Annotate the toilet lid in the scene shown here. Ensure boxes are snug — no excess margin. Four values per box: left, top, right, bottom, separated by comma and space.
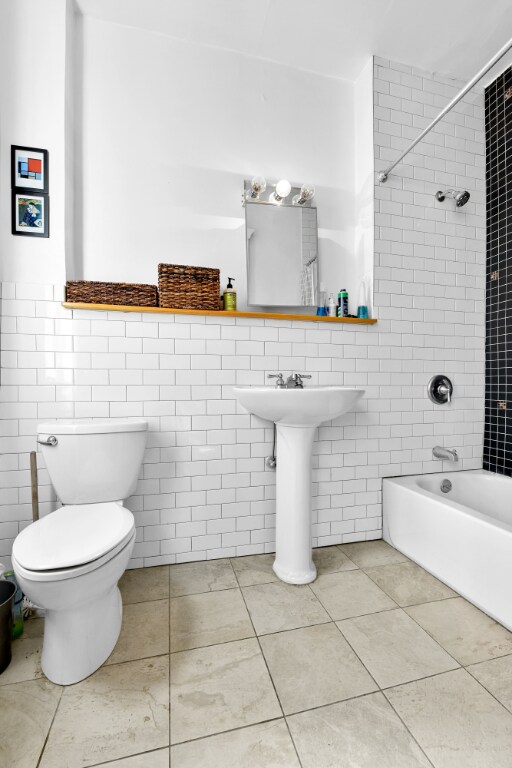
13, 503, 135, 571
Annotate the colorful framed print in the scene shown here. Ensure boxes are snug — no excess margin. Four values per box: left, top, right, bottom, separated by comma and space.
12, 192, 49, 237
11, 145, 49, 193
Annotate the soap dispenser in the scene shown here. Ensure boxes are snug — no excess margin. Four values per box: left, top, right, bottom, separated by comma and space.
223, 277, 237, 311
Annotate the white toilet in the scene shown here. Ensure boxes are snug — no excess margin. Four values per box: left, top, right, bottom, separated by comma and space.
12, 418, 147, 686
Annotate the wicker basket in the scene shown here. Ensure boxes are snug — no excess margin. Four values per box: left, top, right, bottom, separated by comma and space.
66, 280, 158, 307
158, 264, 221, 310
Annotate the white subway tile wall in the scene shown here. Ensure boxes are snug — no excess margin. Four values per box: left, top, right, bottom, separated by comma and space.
0, 59, 485, 568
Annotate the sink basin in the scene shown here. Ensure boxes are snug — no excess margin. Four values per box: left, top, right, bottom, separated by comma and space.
233, 385, 365, 585
233, 386, 364, 427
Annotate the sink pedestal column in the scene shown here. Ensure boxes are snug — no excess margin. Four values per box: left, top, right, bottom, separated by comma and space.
273, 424, 317, 584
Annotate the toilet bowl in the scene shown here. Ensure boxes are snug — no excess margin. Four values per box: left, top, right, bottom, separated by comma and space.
12, 419, 147, 685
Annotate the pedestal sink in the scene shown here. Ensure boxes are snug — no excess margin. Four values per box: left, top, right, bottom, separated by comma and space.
233, 385, 365, 584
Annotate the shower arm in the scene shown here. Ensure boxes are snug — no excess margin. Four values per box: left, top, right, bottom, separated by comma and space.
378, 36, 512, 183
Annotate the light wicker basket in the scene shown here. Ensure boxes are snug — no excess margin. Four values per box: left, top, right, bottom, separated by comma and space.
158, 263, 221, 310
66, 280, 158, 307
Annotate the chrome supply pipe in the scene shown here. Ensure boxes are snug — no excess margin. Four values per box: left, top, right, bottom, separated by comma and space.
378, 36, 512, 183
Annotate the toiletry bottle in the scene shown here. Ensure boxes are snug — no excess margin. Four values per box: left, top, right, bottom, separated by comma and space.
328, 293, 336, 317
316, 283, 327, 316
338, 288, 349, 317
223, 277, 236, 311
357, 281, 369, 319
337, 289, 342, 314
4, 571, 23, 639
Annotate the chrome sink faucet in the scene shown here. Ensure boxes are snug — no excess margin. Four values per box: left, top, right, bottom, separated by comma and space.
432, 446, 458, 462
267, 373, 312, 389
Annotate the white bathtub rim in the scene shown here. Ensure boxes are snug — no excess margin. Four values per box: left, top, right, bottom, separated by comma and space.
384, 469, 512, 536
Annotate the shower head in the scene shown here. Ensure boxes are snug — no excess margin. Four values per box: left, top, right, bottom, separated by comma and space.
435, 189, 470, 207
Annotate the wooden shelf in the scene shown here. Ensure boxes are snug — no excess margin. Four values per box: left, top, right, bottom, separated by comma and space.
62, 302, 377, 325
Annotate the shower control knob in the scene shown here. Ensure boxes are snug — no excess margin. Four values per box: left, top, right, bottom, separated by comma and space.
427, 375, 453, 405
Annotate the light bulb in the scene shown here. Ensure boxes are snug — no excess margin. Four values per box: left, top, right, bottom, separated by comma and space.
247, 176, 266, 200
275, 179, 291, 199
270, 179, 292, 204
293, 183, 315, 206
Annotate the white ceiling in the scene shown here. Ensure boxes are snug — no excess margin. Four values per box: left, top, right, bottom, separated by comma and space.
75, 0, 512, 83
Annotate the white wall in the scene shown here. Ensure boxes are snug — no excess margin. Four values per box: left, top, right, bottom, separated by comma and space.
0, 0, 68, 285
354, 58, 375, 317
0, 35, 486, 570
0, 57, 486, 570
77, 17, 361, 310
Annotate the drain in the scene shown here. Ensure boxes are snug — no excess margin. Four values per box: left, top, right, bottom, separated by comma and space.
440, 479, 452, 494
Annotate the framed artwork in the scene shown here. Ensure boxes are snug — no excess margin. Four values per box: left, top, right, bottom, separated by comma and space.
11, 145, 49, 193
12, 192, 49, 237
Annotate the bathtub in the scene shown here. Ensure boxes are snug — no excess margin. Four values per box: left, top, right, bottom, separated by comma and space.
383, 469, 512, 630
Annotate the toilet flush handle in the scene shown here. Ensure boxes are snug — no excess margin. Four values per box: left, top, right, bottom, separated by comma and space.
37, 435, 58, 446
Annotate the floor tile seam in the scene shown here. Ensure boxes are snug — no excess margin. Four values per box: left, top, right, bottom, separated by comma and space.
123, 595, 170, 606
309, 575, 401, 620
377, 686, 437, 768
282, 678, 434, 768
315, 601, 402, 625
170, 584, 243, 599
84, 746, 169, 768
171, 634, 272, 659
463, 661, 512, 718
253, 618, 338, 641
103, 651, 171, 670
463, 649, 512, 670
170, 628, 257, 654
334, 606, 460, 656
236, 580, 288, 726
400, 604, 467, 669
0, 672, 46, 689
169, 715, 285, 748
35, 683, 65, 768
381, 665, 512, 757
330, 619, 381, 693
283, 714, 305, 768
360, 567, 459, 607
334, 545, 360, 567
170, 583, 242, 599
379, 665, 468, 693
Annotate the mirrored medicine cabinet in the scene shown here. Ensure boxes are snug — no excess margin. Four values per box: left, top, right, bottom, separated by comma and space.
243, 178, 318, 308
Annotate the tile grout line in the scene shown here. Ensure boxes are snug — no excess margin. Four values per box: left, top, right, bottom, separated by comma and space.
324, 609, 440, 766
84, 746, 169, 768
168, 715, 286, 750
232, 557, 306, 768
463, 663, 512, 720
35, 684, 65, 768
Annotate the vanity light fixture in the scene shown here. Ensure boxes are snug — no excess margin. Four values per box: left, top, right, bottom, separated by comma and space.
246, 176, 267, 200
270, 179, 292, 204
292, 183, 315, 206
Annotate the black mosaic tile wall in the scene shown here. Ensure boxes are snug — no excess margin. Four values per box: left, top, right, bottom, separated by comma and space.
484, 67, 512, 475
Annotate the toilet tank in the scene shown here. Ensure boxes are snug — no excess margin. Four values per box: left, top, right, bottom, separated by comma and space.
37, 419, 148, 505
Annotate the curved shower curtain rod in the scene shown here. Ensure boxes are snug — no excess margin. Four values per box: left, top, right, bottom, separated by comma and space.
378, 36, 512, 183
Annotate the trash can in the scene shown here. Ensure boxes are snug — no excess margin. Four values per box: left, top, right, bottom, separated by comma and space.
0, 580, 16, 674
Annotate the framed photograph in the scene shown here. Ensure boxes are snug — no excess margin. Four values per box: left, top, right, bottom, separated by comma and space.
12, 192, 49, 237
11, 145, 49, 193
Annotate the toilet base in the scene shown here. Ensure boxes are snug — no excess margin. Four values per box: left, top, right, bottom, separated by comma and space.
42, 585, 123, 685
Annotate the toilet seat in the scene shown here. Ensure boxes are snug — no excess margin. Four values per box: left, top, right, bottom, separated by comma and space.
12, 502, 135, 579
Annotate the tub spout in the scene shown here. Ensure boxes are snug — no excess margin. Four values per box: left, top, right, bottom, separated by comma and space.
433, 446, 458, 462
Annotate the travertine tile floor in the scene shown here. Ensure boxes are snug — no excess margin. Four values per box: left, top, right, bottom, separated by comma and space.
4, 541, 512, 766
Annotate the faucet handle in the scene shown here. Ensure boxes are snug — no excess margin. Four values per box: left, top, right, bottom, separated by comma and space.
268, 373, 285, 388
295, 373, 312, 385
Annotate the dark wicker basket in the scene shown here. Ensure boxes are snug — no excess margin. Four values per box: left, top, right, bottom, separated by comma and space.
66, 280, 158, 307
158, 264, 221, 310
